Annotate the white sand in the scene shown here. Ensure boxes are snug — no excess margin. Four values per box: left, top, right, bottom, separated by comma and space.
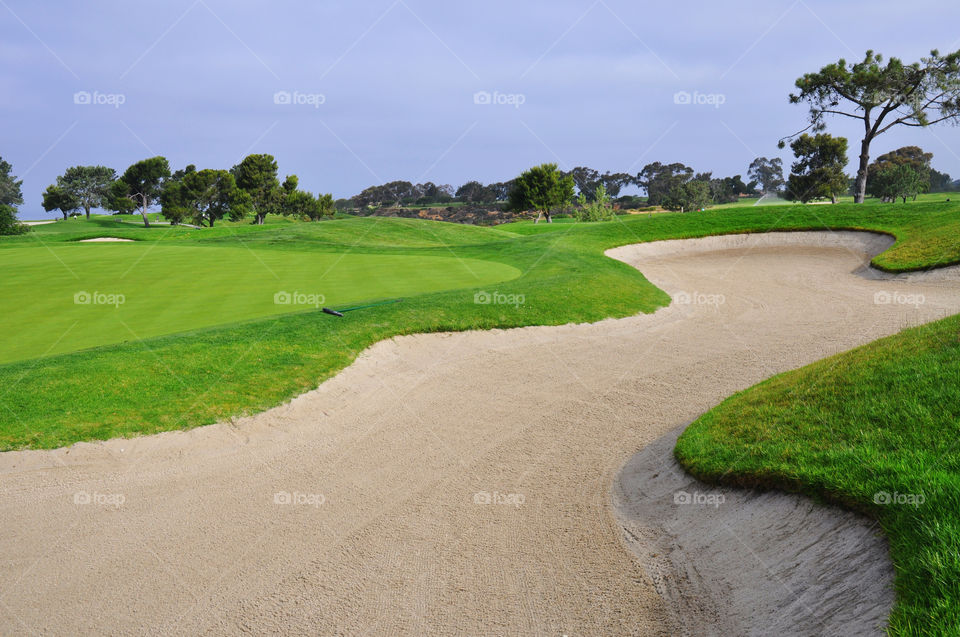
78, 237, 134, 242
1, 231, 958, 635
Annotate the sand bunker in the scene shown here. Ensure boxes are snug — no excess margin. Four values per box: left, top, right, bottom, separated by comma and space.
2, 231, 959, 635
78, 237, 134, 242
614, 427, 893, 636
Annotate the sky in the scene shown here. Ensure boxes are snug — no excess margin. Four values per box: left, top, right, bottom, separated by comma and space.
3, 0, 960, 218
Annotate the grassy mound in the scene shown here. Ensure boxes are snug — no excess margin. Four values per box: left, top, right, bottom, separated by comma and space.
676, 314, 960, 635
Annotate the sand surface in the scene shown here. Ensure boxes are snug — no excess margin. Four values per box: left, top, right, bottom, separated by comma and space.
2, 231, 959, 635
614, 427, 894, 636
78, 237, 135, 242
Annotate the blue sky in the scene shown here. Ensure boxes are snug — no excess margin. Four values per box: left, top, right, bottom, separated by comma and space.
3, 0, 960, 217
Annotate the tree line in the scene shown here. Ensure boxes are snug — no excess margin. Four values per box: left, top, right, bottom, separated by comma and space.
344, 164, 766, 213
3, 47, 960, 234
40, 154, 334, 227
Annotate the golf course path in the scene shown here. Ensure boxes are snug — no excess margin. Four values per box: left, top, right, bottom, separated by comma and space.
3, 231, 960, 635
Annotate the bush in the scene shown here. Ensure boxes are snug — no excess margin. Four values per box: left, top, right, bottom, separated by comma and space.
574, 184, 617, 222
0, 204, 27, 236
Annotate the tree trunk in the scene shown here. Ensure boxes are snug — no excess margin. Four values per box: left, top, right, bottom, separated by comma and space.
534, 211, 542, 224
85, 204, 91, 219
62, 211, 68, 220
854, 136, 872, 204
831, 194, 837, 204
545, 211, 552, 223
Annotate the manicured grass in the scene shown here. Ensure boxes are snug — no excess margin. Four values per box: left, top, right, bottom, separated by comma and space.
675, 315, 960, 636
0, 243, 520, 363
3, 199, 960, 451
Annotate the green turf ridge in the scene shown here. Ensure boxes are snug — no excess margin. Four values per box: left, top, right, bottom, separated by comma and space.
675, 314, 960, 636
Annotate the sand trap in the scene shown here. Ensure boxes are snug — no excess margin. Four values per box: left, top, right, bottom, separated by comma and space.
2, 231, 959, 635
614, 427, 893, 636
78, 237, 134, 242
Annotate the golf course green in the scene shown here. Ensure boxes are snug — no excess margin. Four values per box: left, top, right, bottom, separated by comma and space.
0, 243, 520, 364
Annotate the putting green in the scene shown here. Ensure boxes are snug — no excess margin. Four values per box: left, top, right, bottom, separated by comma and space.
0, 243, 520, 364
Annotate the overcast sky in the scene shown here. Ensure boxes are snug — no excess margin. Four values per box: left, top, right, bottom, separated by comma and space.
3, 0, 960, 217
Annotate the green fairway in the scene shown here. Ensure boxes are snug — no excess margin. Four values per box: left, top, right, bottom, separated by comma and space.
0, 242, 520, 364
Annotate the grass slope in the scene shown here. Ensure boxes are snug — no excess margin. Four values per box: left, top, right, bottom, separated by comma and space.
675, 314, 960, 636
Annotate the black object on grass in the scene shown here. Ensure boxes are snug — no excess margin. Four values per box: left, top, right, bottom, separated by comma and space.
321, 298, 402, 318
